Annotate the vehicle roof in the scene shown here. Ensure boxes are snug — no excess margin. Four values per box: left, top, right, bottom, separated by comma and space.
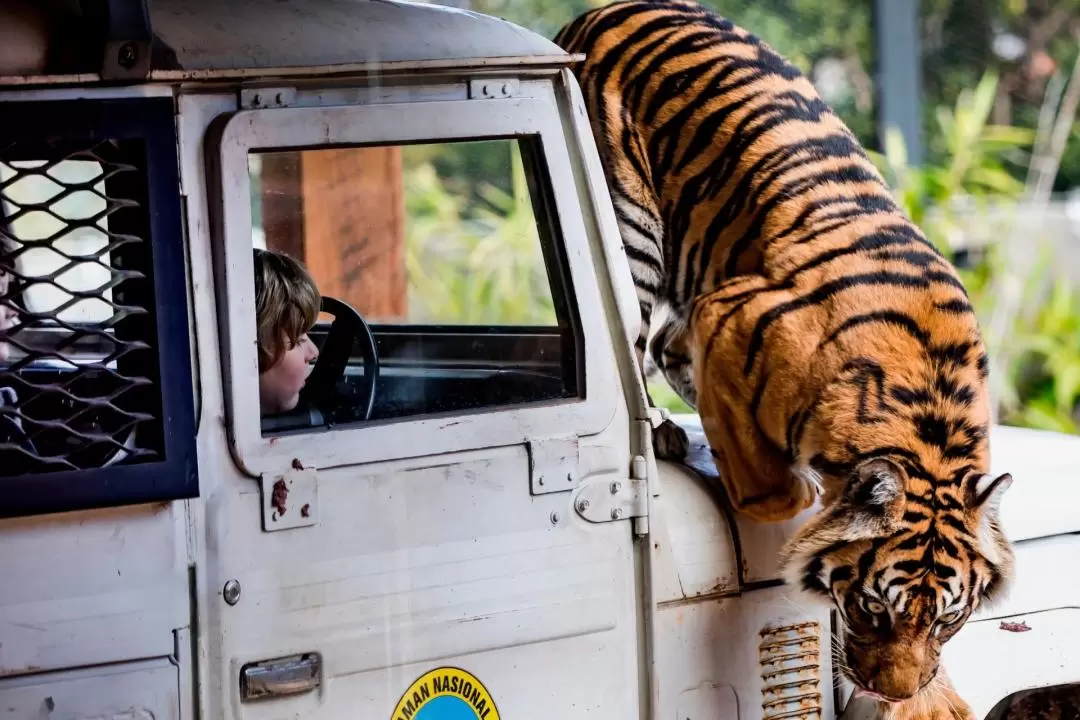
152, 0, 568, 72
0, 0, 572, 84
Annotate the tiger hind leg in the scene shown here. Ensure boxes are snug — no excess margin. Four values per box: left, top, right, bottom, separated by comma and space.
645, 308, 696, 460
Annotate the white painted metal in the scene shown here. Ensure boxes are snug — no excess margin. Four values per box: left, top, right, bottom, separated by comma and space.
655, 587, 836, 720
0, 84, 175, 102
0, 657, 179, 719
211, 92, 622, 478
151, 0, 569, 72
987, 424, 1080, 541
555, 67, 642, 350
0, 501, 191, 679
195, 64, 647, 719
2, 4, 1079, 720
943, 533, 1080, 718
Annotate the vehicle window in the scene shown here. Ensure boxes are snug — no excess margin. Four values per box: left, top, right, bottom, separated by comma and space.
249, 138, 581, 435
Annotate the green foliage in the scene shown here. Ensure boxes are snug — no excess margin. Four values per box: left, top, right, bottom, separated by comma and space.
1005, 275, 1080, 433
870, 73, 1034, 255
871, 71, 1080, 435
647, 379, 694, 414
402, 142, 557, 326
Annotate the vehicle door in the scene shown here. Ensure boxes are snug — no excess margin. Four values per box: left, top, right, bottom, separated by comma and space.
197, 78, 646, 719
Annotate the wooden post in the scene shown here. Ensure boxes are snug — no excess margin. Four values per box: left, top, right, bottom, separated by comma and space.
300, 147, 407, 321
257, 147, 407, 321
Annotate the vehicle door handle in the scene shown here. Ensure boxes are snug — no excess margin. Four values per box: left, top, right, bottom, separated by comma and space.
240, 652, 322, 701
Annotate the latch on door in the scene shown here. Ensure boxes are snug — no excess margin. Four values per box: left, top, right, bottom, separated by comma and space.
240, 653, 322, 701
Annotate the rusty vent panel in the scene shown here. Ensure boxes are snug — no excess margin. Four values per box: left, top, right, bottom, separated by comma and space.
759, 621, 824, 720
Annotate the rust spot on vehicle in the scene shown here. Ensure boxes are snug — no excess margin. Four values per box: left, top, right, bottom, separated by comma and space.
1000, 620, 1031, 633
271, 479, 289, 516
301, 503, 311, 518
291, 457, 305, 470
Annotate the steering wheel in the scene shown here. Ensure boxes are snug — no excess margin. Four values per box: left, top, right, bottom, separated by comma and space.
300, 295, 380, 424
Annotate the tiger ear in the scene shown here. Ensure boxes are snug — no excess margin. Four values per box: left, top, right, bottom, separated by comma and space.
968, 472, 1012, 515
777, 458, 906, 596
836, 457, 906, 540
967, 472, 1013, 572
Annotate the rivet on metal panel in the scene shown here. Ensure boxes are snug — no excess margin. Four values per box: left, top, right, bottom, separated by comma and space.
550, 511, 561, 526
576, 499, 590, 513
758, 621, 823, 720
610, 507, 623, 520
117, 43, 138, 69
610, 480, 622, 494
223, 579, 242, 606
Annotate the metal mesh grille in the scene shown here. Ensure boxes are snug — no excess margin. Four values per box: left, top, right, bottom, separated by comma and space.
0, 139, 163, 476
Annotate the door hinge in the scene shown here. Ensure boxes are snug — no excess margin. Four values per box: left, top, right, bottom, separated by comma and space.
260, 461, 318, 532
572, 455, 649, 524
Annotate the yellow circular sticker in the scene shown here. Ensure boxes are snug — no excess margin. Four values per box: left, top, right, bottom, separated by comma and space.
391, 666, 500, 720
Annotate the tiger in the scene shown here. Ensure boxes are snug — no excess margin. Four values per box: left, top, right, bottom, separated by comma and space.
553, 0, 1015, 715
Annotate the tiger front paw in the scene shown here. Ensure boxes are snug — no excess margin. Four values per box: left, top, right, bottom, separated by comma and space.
653, 418, 689, 460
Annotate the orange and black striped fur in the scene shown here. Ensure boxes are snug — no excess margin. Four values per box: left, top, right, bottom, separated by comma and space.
555, 0, 1014, 710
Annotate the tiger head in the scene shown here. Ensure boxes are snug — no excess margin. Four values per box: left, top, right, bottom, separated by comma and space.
779, 457, 1014, 702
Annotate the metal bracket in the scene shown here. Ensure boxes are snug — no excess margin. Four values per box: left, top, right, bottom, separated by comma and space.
82, 0, 154, 80
528, 435, 580, 495
240, 87, 297, 110
260, 463, 318, 532
573, 476, 647, 523
468, 78, 520, 100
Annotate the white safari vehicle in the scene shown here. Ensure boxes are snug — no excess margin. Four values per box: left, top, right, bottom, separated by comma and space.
1, 2, 1078, 719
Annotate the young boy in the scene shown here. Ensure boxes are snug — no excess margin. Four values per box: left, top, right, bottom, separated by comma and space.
252, 248, 321, 416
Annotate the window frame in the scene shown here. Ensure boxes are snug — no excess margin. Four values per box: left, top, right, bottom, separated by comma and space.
0, 97, 198, 519
211, 96, 620, 475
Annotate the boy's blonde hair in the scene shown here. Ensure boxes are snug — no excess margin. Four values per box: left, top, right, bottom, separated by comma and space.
252, 248, 321, 372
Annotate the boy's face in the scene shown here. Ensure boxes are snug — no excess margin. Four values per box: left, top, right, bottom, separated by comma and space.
259, 331, 319, 415
0, 269, 16, 363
